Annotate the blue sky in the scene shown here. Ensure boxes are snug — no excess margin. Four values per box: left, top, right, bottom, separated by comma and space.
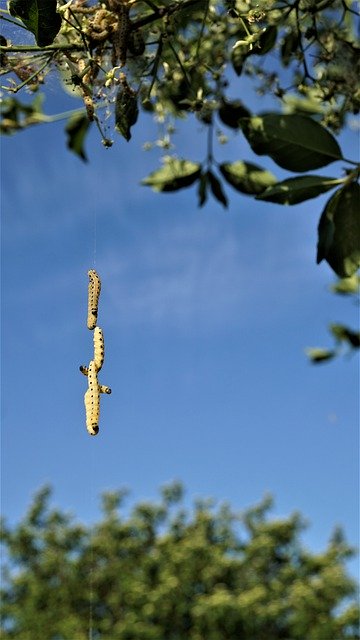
1, 76, 359, 579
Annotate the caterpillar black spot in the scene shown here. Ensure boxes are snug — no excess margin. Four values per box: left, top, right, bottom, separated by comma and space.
87, 269, 101, 330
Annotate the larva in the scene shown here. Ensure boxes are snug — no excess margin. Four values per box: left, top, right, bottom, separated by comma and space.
87, 269, 101, 330
93, 326, 105, 372
84, 360, 100, 435
112, 2, 131, 67
79, 365, 111, 394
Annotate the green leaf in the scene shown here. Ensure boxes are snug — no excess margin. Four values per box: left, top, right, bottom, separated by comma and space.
197, 172, 208, 207
219, 161, 277, 195
218, 99, 251, 129
142, 158, 201, 192
257, 175, 340, 205
241, 114, 342, 172
306, 348, 336, 363
231, 46, 246, 76
281, 31, 300, 67
330, 324, 360, 348
115, 84, 139, 142
252, 26, 277, 56
65, 113, 91, 162
0, 95, 45, 134
9, 0, 61, 47
317, 181, 360, 277
207, 171, 228, 208
330, 275, 360, 296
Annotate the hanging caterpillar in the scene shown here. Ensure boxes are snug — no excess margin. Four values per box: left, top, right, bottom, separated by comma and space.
87, 269, 101, 330
93, 326, 105, 372
84, 360, 100, 435
80, 365, 111, 394
112, 1, 131, 67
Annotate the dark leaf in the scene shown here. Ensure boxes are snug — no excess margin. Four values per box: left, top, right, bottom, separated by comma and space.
218, 99, 251, 129
317, 182, 360, 277
65, 113, 91, 162
219, 161, 277, 195
142, 158, 201, 192
257, 175, 339, 205
330, 324, 360, 348
231, 46, 246, 76
115, 84, 139, 141
281, 31, 300, 66
9, 0, 61, 47
207, 171, 228, 208
197, 172, 208, 207
241, 114, 342, 172
252, 26, 277, 56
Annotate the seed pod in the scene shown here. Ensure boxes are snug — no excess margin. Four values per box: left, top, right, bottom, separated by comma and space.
84, 361, 100, 435
87, 269, 101, 330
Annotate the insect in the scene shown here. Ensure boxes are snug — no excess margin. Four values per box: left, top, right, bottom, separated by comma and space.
93, 326, 105, 372
80, 365, 111, 394
106, 0, 131, 67
87, 269, 101, 330
84, 360, 100, 435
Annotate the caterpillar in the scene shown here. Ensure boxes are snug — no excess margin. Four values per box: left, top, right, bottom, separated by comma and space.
93, 326, 105, 372
112, 1, 131, 67
84, 360, 100, 435
80, 365, 111, 394
87, 269, 101, 330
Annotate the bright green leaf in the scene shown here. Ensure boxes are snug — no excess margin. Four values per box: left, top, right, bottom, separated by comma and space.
241, 114, 342, 172
317, 181, 360, 277
306, 348, 337, 363
330, 275, 360, 296
257, 175, 340, 205
142, 158, 201, 192
219, 161, 277, 195
65, 113, 91, 162
9, 0, 61, 47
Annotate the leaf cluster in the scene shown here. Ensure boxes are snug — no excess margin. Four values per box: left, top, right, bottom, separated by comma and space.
1, 484, 359, 639
0, 0, 359, 281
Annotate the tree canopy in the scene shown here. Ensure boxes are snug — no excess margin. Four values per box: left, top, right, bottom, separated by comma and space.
1, 0, 359, 282
1, 483, 359, 639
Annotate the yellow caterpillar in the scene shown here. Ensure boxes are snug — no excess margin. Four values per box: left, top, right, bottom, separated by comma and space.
84, 360, 100, 435
93, 326, 105, 372
87, 269, 101, 330
80, 365, 111, 394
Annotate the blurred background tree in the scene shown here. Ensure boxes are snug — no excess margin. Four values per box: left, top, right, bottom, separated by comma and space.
1, 483, 359, 639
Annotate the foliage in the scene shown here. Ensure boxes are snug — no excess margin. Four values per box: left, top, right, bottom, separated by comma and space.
0, 0, 359, 279
307, 274, 360, 364
1, 483, 359, 639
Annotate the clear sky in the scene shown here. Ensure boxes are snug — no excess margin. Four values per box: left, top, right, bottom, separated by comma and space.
1, 76, 359, 579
